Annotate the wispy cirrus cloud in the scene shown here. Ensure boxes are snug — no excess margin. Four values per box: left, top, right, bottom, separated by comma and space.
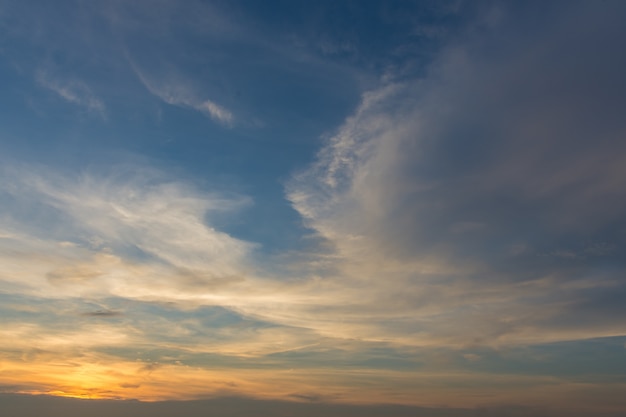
35, 70, 106, 117
129, 59, 234, 126
0, 164, 254, 301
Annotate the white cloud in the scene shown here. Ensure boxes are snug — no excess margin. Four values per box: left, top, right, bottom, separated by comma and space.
200, 99, 234, 125
0, 165, 254, 300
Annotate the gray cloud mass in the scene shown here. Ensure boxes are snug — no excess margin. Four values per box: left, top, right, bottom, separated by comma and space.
287, 0, 626, 347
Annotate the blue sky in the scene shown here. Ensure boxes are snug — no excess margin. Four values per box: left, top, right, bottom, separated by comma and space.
1, 1, 626, 416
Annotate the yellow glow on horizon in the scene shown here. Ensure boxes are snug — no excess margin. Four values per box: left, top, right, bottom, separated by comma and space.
2, 353, 626, 413
43, 390, 109, 400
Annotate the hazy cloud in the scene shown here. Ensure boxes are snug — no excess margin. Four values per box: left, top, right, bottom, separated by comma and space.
36, 70, 106, 117
287, 0, 626, 347
128, 55, 234, 126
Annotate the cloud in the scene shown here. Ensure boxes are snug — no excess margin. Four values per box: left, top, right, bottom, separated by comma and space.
286, 1, 626, 347
129, 58, 234, 126
2, 2, 625, 355
199, 99, 234, 125
0, 164, 357, 364
119, 383, 141, 389
35, 70, 106, 117
6, 394, 625, 417
0, 164, 255, 300
81, 310, 122, 317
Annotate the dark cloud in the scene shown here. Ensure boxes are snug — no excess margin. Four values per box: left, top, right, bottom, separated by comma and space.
332, 1, 626, 270
138, 362, 162, 374
2, 394, 624, 417
81, 309, 122, 317
119, 383, 141, 389
374, 0, 626, 267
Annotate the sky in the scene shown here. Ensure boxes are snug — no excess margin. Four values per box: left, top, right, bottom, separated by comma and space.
1, 1, 625, 416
